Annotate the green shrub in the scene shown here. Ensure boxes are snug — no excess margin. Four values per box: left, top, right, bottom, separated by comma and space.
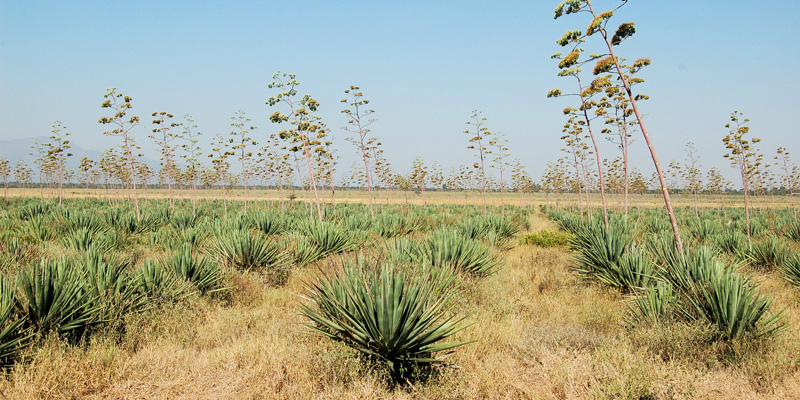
170, 212, 198, 230
596, 251, 655, 293
570, 222, 653, 293
341, 214, 373, 232
177, 227, 205, 250
520, 230, 570, 247
0, 238, 38, 268
712, 230, 749, 259
689, 220, 720, 241
646, 232, 682, 268
510, 210, 531, 231
280, 233, 325, 266
642, 216, 670, 235
380, 237, 421, 266
64, 212, 109, 236
109, 211, 158, 234
459, 214, 520, 240
735, 217, 767, 238
16, 202, 53, 221
545, 209, 585, 235
25, 215, 59, 242
371, 214, 415, 238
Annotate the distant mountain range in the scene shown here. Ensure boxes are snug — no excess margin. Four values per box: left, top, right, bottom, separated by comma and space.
0, 136, 159, 172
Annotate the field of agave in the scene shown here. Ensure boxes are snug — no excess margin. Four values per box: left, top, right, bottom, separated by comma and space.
1, 196, 800, 398
0, 198, 526, 383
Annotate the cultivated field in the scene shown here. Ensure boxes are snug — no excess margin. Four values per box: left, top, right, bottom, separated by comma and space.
3, 187, 797, 209
0, 194, 798, 399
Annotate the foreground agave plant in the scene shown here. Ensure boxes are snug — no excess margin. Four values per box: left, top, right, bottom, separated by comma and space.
62, 227, 116, 254
459, 214, 520, 241
569, 222, 632, 285
213, 229, 290, 271
249, 210, 287, 236
628, 247, 785, 340
300, 261, 471, 383
162, 243, 228, 295
136, 259, 192, 304
81, 250, 148, 321
785, 221, 800, 242
371, 214, 416, 238
0, 275, 31, 368
300, 220, 361, 257
746, 237, 789, 271
17, 257, 101, 339
419, 230, 499, 276
699, 268, 785, 340
782, 255, 800, 287
0, 237, 38, 268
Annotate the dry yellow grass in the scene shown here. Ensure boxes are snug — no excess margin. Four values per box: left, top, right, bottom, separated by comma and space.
4, 186, 798, 210
1, 209, 799, 399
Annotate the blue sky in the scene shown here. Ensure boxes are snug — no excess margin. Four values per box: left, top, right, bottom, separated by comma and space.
1, 1, 798, 185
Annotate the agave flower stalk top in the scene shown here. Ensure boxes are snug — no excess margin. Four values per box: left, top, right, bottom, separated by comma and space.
723, 110, 760, 243
342, 86, 377, 217
465, 110, 491, 215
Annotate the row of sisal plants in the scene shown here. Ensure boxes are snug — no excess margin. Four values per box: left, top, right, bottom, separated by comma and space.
542, 205, 800, 342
